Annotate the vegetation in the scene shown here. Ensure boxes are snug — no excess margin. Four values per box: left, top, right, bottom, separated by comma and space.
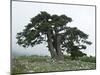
16, 11, 92, 60
11, 55, 96, 74
79, 56, 96, 63
13, 11, 95, 74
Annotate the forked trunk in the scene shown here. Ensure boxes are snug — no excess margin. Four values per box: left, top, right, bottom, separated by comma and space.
52, 29, 64, 60
47, 30, 57, 59
47, 30, 64, 60
56, 34, 64, 60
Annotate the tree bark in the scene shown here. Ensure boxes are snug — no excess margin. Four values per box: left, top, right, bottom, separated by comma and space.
53, 28, 64, 60
47, 30, 57, 59
47, 29, 64, 60
56, 34, 64, 60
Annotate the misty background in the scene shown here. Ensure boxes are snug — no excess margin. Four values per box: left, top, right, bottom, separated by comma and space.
12, 1, 95, 57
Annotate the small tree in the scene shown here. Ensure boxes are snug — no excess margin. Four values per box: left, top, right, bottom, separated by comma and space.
61, 27, 92, 59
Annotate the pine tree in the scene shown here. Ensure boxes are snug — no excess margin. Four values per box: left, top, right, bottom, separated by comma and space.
16, 11, 91, 60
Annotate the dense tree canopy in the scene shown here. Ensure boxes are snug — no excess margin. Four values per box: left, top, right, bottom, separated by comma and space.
16, 11, 92, 60
61, 27, 92, 59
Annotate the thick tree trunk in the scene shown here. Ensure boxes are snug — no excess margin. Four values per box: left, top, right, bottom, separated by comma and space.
53, 29, 64, 60
56, 34, 64, 60
47, 29, 64, 60
47, 30, 57, 59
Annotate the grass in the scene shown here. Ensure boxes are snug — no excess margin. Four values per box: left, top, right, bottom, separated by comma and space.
11, 55, 96, 74
79, 56, 96, 63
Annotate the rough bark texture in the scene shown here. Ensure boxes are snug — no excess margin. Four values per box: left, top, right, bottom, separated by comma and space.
47, 30, 57, 59
56, 34, 64, 60
47, 29, 64, 60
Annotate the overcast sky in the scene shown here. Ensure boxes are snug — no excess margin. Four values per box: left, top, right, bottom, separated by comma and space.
12, 1, 95, 57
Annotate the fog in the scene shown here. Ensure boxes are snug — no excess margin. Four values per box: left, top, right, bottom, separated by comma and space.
12, 1, 95, 57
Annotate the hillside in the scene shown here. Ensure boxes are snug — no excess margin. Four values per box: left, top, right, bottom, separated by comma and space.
11, 55, 96, 74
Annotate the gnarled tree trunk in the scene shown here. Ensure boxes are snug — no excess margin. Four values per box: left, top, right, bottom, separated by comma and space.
47, 29, 64, 60
55, 34, 64, 60
52, 29, 64, 60
47, 30, 57, 59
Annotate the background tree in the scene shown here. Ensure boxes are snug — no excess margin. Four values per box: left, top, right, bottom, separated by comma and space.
61, 27, 92, 59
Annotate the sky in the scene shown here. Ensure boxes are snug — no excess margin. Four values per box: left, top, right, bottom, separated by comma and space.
12, 1, 96, 57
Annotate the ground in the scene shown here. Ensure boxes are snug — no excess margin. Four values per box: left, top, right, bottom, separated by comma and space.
11, 55, 96, 74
